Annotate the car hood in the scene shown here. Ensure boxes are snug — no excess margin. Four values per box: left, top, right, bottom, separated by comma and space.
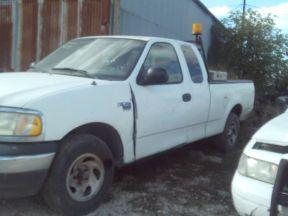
253, 112, 288, 146
0, 72, 108, 107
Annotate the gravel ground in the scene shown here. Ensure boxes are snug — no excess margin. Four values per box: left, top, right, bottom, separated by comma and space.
0, 140, 242, 216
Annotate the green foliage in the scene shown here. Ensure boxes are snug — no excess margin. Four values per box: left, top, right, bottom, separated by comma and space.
208, 9, 288, 95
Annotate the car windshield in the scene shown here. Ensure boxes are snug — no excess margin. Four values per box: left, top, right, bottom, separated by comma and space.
32, 38, 146, 80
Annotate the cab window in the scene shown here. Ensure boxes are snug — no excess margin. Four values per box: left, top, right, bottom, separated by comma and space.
141, 43, 183, 84
181, 45, 203, 83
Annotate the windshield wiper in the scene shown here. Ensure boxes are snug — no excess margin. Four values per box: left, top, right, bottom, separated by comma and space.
52, 67, 94, 78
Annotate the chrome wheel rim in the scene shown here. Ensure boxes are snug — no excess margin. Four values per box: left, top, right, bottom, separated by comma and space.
227, 121, 238, 147
66, 153, 105, 202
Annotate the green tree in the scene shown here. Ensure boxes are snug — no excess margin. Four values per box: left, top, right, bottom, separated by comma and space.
209, 9, 288, 95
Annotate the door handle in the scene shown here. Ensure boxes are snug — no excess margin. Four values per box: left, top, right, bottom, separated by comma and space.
182, 93, 191, 102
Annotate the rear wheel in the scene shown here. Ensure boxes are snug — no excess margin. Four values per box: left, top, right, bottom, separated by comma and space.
42, 134, 114, 216
215, 112, 240, 152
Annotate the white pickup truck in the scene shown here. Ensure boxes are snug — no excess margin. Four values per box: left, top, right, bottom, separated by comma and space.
0, 36, 254, 215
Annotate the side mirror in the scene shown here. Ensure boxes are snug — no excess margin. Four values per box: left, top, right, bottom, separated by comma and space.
138, 67, 169, 85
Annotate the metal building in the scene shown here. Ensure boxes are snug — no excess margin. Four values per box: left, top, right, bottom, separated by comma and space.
0, 0, 220, 72
116, 0, 220, 56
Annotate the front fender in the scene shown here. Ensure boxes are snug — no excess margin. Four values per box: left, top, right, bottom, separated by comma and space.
24, 82, 135, 163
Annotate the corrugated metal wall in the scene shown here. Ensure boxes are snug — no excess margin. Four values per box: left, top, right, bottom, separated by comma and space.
20, 0, 38, 69
119, 0, 215, 56
0, 1, 13, 71
0, 0, 110, 72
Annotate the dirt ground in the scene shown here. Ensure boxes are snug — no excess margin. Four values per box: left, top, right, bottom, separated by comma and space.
0, 139, 242, 216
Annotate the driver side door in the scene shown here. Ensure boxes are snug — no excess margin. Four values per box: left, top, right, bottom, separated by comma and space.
131, 42, 191, 159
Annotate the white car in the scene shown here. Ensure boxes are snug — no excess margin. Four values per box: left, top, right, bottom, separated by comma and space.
232, 111, 288, 216
0, 36, 254, 215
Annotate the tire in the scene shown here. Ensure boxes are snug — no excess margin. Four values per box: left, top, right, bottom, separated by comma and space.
42, 134, 114, 216
215, 112, 240, 152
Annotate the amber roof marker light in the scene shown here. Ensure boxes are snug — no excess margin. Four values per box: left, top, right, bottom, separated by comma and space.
191, 23, 210, 80
192, 23, 202, 35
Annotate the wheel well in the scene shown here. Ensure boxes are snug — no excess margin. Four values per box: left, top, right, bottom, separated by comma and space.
231, 104, 242, 117
65, 123, 124, 165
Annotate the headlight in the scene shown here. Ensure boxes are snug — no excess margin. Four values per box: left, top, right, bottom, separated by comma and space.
238, 154, 278, 184
0, 108, 42, 137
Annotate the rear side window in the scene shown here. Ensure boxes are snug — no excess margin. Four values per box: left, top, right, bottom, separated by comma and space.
181, 45, 203, 83
142, 43, 183, 84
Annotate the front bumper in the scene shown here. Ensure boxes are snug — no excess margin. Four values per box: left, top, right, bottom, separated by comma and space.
232, 172, 272, 216
0, 142, 57, 198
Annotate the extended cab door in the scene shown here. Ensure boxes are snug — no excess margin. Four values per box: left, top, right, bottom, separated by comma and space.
130, 41, 210, 159
179, 43, 210, 139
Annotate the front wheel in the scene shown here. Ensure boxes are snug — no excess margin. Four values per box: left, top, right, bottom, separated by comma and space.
42, 134, 114, 216
215, 112, 240, 152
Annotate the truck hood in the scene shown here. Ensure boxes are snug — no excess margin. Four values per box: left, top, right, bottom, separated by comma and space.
0, 72, 107, 107
253, 112, 288, 145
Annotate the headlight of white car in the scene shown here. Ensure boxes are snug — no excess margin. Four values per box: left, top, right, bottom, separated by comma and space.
238, 154, 278, 184
0, 107, 43, 137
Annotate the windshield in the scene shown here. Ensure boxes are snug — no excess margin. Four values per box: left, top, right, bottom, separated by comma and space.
32, 38, 146, 80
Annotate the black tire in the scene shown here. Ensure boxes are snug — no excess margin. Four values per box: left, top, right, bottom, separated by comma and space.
42, 134, 114, 216
215, 112, 240, 152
